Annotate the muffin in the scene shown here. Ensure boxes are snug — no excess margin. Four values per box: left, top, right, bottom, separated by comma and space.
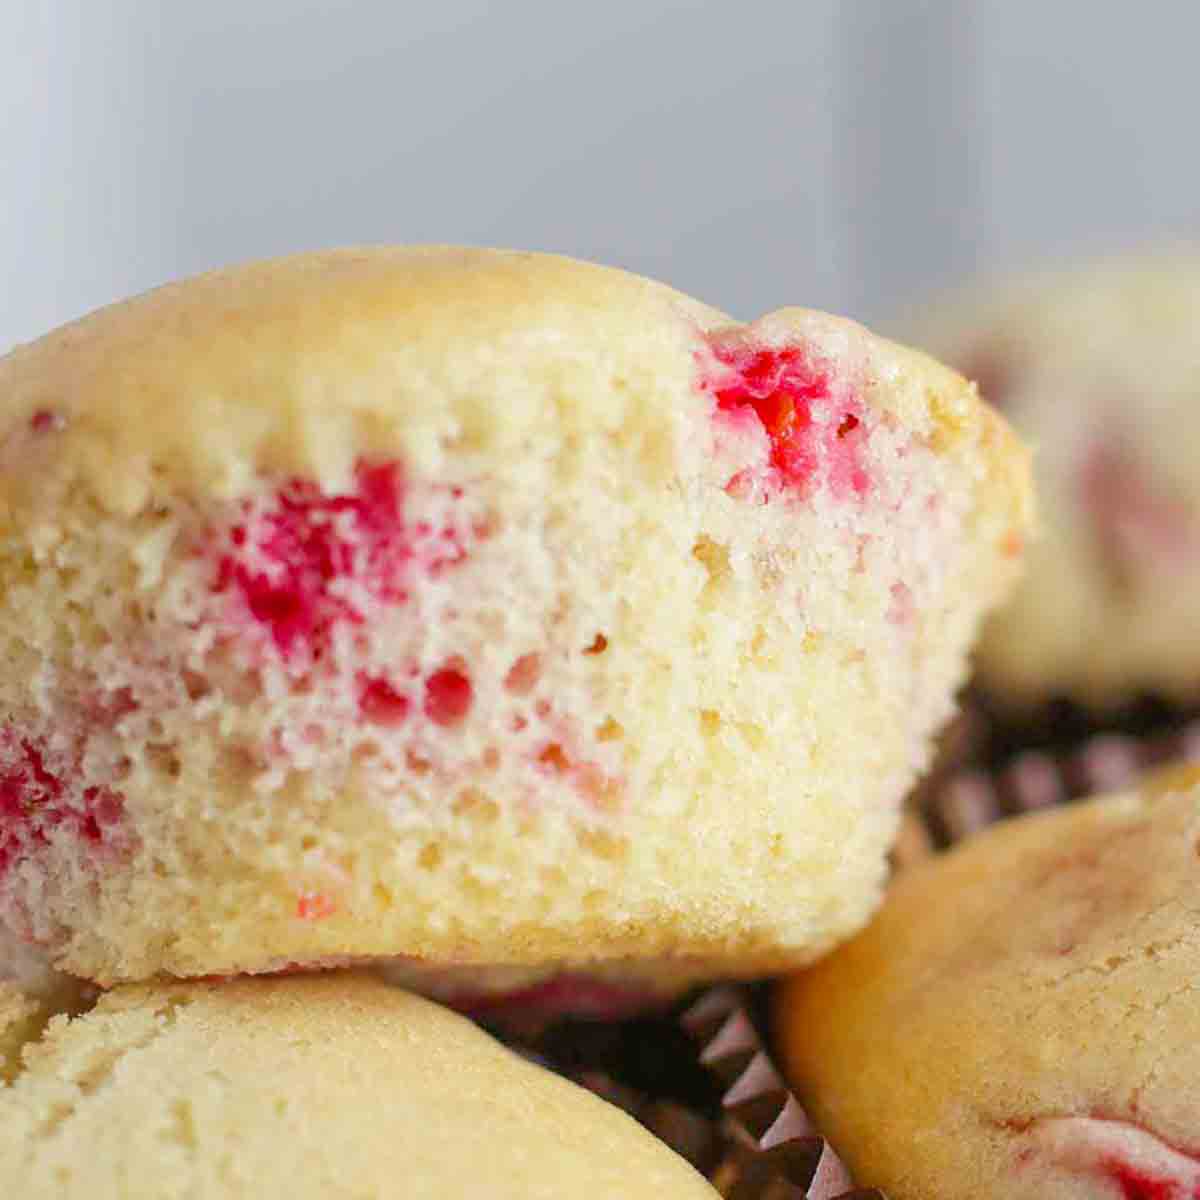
0, 246, 1031, 986
775, 764, 1200, 1200
913, 251, 1200, 715
0, 971, 720, 1197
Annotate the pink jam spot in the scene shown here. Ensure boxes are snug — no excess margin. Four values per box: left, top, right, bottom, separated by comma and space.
424, 667, 473, 727
214, 460, 486, 737
84, 687, 139, 726
358, 676, 411, 727
1103, 1159, 1200, 1200
295, 892, 337, 921
0, 733, 124, 877
704, 340, 870, 500
29, 409, 64, 434
504, 653, 542, 696
1019, 1114, 1200, 1200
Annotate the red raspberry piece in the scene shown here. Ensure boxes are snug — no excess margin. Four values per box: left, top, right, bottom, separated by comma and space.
216, 462, 484, 736
218, 461, 414, 660
359, 668, 476, 731
705, 340, 869, 499
29, 410, 64, 434
295, 892, 337, 921
1103, 1159, 1191, 1200
358, 677, 412, 727
424, 667, 473, 727
0, 733, 123, 878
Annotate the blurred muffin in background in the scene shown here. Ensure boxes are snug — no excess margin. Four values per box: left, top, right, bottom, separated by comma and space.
912, 250, 1200, 719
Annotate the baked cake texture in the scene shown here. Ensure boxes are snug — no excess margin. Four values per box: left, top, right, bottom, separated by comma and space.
0, 246, 1031, 985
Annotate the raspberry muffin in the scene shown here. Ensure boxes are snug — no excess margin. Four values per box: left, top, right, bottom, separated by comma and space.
0, 972, 719, 1198
0, 246, 1031, 985
914, 252, 1200, 713
775, 764, 1200, 1200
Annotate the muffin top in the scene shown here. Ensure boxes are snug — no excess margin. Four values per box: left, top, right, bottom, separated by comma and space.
775, 764, 1200, 1200
0, 971, 719, 1198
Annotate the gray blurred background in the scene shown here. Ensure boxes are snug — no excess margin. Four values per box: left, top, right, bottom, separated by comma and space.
4, 1, 1199, 350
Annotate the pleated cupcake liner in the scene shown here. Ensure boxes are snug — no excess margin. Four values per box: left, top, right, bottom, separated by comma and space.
505, 985, 882, 1198
681, 986, 882, 1200
907, 702, 1200, 858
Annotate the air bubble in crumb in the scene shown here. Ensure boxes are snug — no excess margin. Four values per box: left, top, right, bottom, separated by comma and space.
452, 788, 499, 825
692, 536, 730, 583
736, 722, 765, 751
577, 828, 628, 861
504, 654, 541, 695
538, 744, 570, 772
417, 843, 443, 871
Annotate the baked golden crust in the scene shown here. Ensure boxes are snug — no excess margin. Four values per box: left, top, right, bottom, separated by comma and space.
0, 972, 719, 1197
776, 769, 1200, 1199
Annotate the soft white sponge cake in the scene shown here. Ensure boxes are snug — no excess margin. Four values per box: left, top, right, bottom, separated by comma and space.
0, 971, 720, 1198
0, 246, 1032, 985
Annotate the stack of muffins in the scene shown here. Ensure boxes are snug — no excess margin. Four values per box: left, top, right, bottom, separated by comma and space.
0, 246, 1040, 1196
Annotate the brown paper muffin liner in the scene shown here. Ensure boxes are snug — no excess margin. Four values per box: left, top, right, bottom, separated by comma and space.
968, 689, 1200, 765
504, 986, 882, 1199
903, 700, 1200, 864
912, 689, 1200, 811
